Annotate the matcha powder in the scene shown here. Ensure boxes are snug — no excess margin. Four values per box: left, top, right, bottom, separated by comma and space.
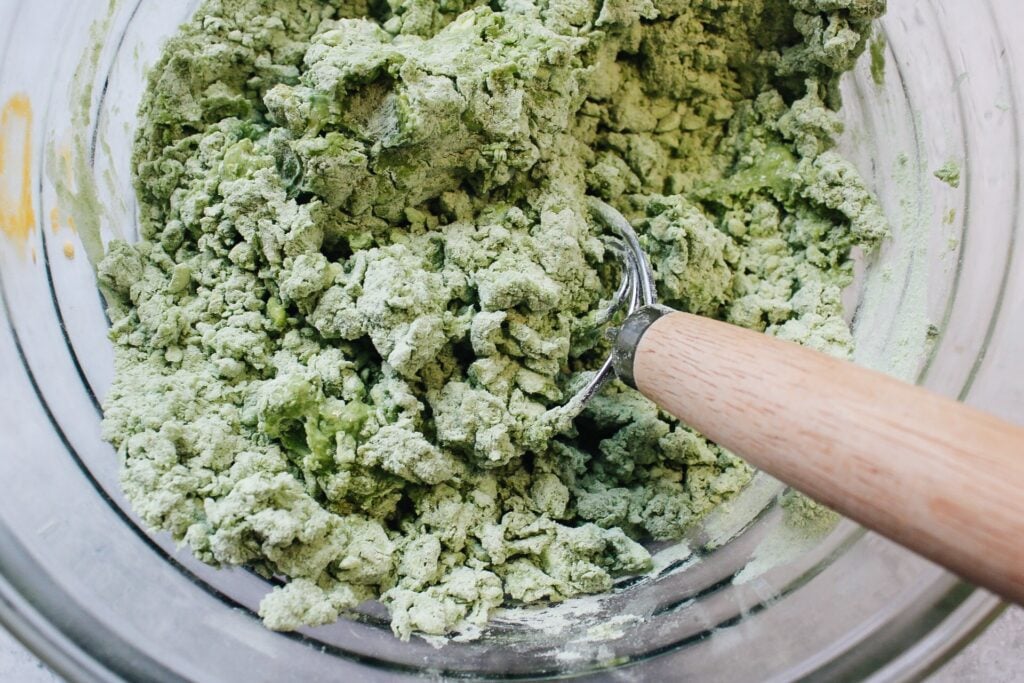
99, 0, 887, 639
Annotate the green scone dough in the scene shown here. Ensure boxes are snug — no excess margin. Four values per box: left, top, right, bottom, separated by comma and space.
100, 0, 886, 639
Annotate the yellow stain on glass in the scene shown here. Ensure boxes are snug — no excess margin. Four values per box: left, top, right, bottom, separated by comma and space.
0, 94, 37, 250
50, 206, 78, 234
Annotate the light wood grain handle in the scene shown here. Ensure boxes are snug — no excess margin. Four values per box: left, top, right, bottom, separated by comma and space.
631, 311, 1024, 604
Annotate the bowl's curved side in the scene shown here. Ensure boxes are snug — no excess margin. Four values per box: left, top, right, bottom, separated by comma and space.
0, 0, 1021, 681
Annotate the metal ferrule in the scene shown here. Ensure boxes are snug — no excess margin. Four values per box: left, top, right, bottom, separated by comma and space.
613, 304, 673, 389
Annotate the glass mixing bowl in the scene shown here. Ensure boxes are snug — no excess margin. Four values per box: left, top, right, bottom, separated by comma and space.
1, 0, 1021, 680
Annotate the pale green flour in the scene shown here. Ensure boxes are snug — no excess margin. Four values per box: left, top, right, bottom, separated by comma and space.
99, 0, 886, 639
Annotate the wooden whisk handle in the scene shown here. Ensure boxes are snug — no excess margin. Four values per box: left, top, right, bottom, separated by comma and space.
626, 310, 1024, 604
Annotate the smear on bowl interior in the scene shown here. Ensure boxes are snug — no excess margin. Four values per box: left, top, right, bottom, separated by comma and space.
98, 0, 886, 640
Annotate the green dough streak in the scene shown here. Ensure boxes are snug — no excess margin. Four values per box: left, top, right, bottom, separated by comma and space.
870, 30, 887, 86
100, 0, 886, 639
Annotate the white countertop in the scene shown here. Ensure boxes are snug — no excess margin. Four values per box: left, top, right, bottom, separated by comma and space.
2, 606, 1021, 681
931, 607, 1024, 682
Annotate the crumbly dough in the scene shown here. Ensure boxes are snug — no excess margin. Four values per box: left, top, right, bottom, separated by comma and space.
100, 0, 886, 639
